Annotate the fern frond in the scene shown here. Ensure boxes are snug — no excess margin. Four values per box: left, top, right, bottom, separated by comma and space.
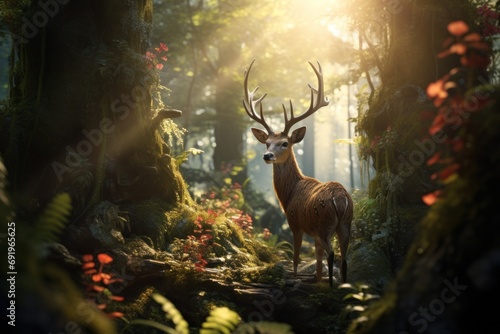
33, 192, 72, 243
235, 321, 294, 334
120, 319, 179, 334
200, 307, 241, 334
151, 293, 189, 334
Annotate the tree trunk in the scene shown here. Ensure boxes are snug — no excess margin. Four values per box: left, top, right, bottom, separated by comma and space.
358, 0, 475, 268
212, 19, 245, 182
1, 0, 188, 232
349, 85, 500, 334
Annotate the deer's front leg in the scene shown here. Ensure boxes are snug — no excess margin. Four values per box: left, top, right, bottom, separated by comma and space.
292, 230, 303, 277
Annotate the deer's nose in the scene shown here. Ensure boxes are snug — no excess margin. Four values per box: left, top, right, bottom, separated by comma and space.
263, 152, 275, 161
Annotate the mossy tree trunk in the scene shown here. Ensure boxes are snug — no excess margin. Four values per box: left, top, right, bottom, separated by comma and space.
349, 84, 500, 334
358, 0, 476, 268
348, 1, 500, 332
1, 0, 188, 230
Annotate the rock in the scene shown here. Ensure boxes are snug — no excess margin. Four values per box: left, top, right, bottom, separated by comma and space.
347, 239, 393, 292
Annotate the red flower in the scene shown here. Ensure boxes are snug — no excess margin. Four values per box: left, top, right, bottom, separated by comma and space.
159, 42, 168, 51
427, 152, 442, 166
432, 163, 460, 182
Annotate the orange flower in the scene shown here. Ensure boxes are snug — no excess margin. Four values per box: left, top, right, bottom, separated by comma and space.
97, 253, 113, 265
83, 269, 97, 275
106, 312, 125, 318
110, 295, 125, 302
82, 262, 95, 270
82, 254, 93, 262
422, 190, 442, 206
447, 21, 469, 36
92, 274, 103, 282
91, 285, 105, 292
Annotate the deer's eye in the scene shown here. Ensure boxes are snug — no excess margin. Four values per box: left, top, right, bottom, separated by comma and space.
281, 142, 288, 148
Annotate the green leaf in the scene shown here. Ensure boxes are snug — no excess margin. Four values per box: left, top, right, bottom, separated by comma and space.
200, 307, 241, 334
33, 193, 72, 243
339, 283, 354, 290
152, 293, 189, 334
120, 319, 179, 334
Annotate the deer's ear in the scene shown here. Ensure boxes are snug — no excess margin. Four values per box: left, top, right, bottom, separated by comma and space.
290, 126, 306, 144
251, 128, 269, 144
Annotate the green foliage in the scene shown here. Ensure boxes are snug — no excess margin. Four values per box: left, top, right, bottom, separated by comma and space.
152, 293, 190, 334
256, 231, 294, 259
200, 307, 241, 334
340, 283, 380, 315
351, 190, 383, 242
234, 322, 295, 334
0, 0, 32, 33
121, 292, 291, 334
175, 147, 204, 166
120, 293, 190, 334
32, 192, 72, 243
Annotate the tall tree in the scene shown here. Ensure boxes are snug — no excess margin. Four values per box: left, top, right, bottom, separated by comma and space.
349, 5, 500, 331
153, 0, 352, 182
346, 0, 475, 268
0, 0, 188, 235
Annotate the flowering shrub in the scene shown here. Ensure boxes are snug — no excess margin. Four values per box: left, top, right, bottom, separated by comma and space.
477, 4, 500, 37
145, 42, 169, 70
423, 21, 491, 205
81, 253, 124, 318
180, 212, 217, 272
199, 182, 253, 235
178, 182, 254, 272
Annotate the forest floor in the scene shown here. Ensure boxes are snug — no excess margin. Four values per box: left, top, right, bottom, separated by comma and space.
116, 256, 358, 334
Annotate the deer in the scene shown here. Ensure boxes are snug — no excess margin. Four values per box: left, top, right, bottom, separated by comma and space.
242, 60, 353, 286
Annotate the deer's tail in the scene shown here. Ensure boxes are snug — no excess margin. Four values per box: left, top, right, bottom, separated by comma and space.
333, 195, 351, 224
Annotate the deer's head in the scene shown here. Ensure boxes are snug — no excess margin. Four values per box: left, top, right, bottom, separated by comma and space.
243, 60, 329, 164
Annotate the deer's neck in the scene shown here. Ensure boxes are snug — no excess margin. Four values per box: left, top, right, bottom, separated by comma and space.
272, 151, 304, 210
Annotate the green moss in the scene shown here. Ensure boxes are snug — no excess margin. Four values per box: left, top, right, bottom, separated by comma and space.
230, 262, 287, 284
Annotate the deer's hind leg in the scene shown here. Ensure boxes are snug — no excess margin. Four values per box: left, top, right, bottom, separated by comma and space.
292, 230, 303, 277
337, 222, 351, 283
314, 239, 325, 284
317, 228, 336, 287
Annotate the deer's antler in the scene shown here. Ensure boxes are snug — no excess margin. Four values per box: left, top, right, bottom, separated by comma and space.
242, 59, 273, 134
282, 61, 329, 135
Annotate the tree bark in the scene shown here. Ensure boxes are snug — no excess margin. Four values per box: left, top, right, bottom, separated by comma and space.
358, 0, 475, 269
1, 0, 188, 223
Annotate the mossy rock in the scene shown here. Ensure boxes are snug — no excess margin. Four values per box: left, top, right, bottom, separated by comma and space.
125, 200, 171, 248
347, 240, 393, 293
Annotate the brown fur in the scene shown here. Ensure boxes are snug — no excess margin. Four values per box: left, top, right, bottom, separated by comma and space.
254, 128, 353, 285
